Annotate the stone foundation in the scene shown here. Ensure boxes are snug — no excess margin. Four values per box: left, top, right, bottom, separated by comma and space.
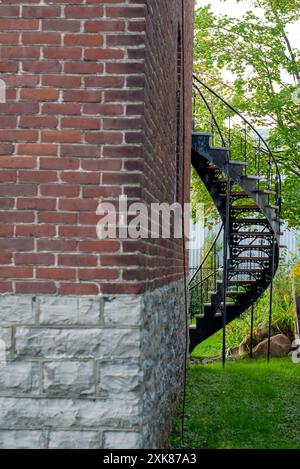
0, 281, 186, 449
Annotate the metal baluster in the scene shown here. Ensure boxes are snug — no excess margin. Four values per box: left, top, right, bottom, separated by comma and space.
267, 233, 276, 362
250, 303, 255, 359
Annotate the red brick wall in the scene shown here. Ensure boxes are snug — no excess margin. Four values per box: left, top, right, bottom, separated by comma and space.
0, 0, 194, 296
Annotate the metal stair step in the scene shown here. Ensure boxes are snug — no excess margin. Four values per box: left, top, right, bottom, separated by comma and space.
230, 205, 259, 210
241, 175, 262, 180
217, 279, 256, 285
230, 257, 270, 261
230, 244, 273, 249
230, 231, 274, 236
229, 160, 248, 166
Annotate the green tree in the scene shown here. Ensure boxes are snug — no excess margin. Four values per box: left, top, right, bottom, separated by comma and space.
193, 0, 300, 227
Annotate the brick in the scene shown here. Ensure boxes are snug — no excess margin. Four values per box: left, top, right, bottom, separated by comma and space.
61, 172, 99, 185
36, 268, 76, 281
0, 157, 37, 169
65, 6, 103, 18
105, 89, 144, 103
0, 6, 19, 17
81, 159, 122, 172
58, 254, 97, 267
0, 102, 39, 115
42, 19, 80, 32
0, 199, 14, 210
83, 103, 123, 116
17, 198, 56, 211
0, 184, 37, 197
79, 269, 119, 281
85, 132, 123, 145
42, 103, 81, 116
79, 241, 120, 253
43, 48, 81, 60
15, 253, 54, 266
22, 32, 61, 45
105, 6, 145, 18
21, 89, 59, 101
41, 130, 81, 143
23, 6, 61, 18
38, 212, 77, 225
63, 90, 102, 103
18, 144, 57, 156
0, 47, 40, 59
42, 75, 81, 89
60, 145, 99, 158
59, 226, 96, 238
40, 184, 80, 198
84, 49, 125, 61
22, 61, 62, 73
84, 20, 125, 33
37, 240, 77, 252
0, 143, 14, 156
19, 171, 57, 183
0, 130, 37, 142
59, 283, 99, 296
19, 116, 58, 129
0, 33, 19, 45
64, 34, 103, 47
84, 76, 124, 88
0, 212, 35, 224
16, 225, 56, 238
0, 267, 33, 279
40, 157, 79, 170
0, 62, 18, 73
0, 283, 13, 293
15, 282, 57, 294
0, 218, 13, 237
58, 199, 98, 212
61, 117, 100, 130
103, 118, 142, 131
107, 35, 144, 47
64, 62, 103, 75
82, 185, 121, 198
0, 20, 39, 31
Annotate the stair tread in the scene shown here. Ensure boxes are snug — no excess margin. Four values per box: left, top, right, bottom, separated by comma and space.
230, 244, 273, 249
229, 160, 248, 166
231, 231, 274, 236
231, 205, 260, 210
217, 279, 256, 284
230, 257, 270, 261
228, 268, 265, 272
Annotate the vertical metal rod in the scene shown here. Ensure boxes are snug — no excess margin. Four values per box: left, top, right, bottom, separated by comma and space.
222, 175, 231, 368
267, 234, 276, 362
250, 303, 255, 359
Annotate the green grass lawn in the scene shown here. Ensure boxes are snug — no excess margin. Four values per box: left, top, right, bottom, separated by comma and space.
171, 358, 300, 449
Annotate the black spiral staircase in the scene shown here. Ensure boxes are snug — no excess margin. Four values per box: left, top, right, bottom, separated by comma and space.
189, 76, 282, 354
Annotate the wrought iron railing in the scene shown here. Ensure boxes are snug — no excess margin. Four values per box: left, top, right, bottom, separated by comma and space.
189, 224, 223, 320
192, 75, 282, 211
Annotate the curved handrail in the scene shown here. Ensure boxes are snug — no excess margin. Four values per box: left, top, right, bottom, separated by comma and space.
189, 223, 223, 287
193, 74, 282, 209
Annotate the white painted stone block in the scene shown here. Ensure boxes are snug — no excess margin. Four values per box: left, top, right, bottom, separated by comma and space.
99, 363, 142, 393
104, 431, 142, 449
39, 297, 101, 325
49, 431, 101, 449
0, 430, 47, 449
15, 327, 140, 359
103, 296, 143, 326
43, 361, 95, 396
0, 296, 34, 325
0, 362, 39, 395
0, 398, 140, 429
